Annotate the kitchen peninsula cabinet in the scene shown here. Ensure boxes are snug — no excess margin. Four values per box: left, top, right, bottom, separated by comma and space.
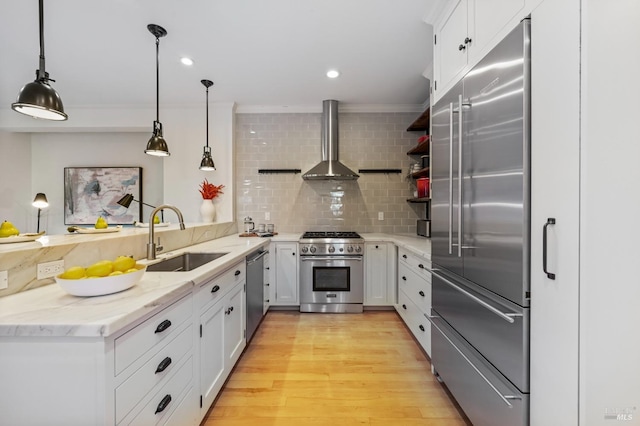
197, 260, 246, 421
395, 247, 432, 356
270, 242, 299, 305
364, 242, 397, 306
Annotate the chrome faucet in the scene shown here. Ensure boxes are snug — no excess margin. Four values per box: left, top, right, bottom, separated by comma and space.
147, 204, 186, 260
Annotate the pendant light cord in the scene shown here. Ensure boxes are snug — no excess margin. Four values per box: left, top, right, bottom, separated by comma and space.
155, 37, 160, 123
205, 86, 209, 148
37, 0, 48, 82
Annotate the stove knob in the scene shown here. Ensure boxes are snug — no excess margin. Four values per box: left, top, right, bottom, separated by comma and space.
339, 247, 344, 252
347, 246, 354, 253
301, 246, 308, 253
328, 246, 335, 253
310, 246, 316, 253
355, 246, 362, 253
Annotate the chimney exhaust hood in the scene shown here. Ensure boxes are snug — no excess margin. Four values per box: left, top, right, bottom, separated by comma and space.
302, 100, 359, 181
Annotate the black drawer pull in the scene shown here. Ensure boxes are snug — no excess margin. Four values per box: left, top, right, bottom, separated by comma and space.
235, 270, 241, 276
418, 264, 425, 269
155, 357, 172, 374
266, 299, 270, 303
402, 304, 407, 310
402, 276, 407, 281
292, 252, 296, 255
211, 284, 220, 293
419, 324, 425, 332
419, 290, 425, 297
265, 283, 270, 286
154, 319, 172, 334
402, 254, 407, 259
375, 245, 379, 249
155, 394, 172, 414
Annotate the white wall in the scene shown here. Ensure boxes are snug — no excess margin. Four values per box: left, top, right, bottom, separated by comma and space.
0, 131, 32, 233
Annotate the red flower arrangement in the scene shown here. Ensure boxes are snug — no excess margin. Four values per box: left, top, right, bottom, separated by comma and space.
199, 179, 225, 200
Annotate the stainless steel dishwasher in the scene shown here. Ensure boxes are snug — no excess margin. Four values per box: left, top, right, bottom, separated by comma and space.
246, 249, 268, 342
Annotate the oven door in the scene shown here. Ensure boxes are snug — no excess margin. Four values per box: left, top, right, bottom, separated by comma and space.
300, 256, 364, 311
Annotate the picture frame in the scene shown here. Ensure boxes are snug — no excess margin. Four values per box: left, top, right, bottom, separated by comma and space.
64, 167, 143, 225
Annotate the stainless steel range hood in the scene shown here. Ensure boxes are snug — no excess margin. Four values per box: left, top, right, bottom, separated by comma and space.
302, 100, 359, 181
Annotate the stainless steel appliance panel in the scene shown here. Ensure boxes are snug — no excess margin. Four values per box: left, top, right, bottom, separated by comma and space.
431, 80, 463, 277
430, 314, 529, 426
246, 250, 268, 342
299, 256, 364, 312
461, 19, 531, 307
432, 269, 529, 392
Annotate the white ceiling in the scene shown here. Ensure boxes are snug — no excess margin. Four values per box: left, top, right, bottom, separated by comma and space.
0, 0, 444, 112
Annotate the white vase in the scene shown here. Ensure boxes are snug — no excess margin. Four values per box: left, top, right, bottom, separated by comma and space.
200, 199, 216, 222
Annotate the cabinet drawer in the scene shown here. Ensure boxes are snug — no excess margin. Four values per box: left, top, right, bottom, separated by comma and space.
163, 386, 197, 426
397, 288, 431, 356
115, 295, 192, 375
398, 262, 431, 314
115, 323, 193, 423
125, 356, 194, 425
398, 248, 431, 280
198, 261, 246, 309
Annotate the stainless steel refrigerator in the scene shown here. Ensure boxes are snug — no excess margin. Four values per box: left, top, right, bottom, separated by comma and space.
429, 19, 531, 426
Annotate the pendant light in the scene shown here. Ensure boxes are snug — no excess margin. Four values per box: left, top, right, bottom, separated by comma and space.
199, 79, 216, 171
12, 0, 67, 121
144, 24, 170, 157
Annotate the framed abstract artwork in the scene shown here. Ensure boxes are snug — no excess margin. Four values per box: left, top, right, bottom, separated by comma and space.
64, 167, 143, 225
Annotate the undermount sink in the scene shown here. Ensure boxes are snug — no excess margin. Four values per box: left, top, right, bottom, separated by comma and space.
146, 252, 229, 272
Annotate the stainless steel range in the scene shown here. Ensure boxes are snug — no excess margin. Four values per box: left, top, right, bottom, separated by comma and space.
299, 231, 364, 313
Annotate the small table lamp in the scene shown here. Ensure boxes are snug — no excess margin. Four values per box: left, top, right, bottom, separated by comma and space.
32, 193, 48, 233
117, 194, 163, 222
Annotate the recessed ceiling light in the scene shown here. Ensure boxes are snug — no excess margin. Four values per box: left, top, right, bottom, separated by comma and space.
326, 70, 340, 79
180, 57, 194, 66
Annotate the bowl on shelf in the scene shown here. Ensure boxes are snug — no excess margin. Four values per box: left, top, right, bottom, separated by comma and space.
56, 265, 146, 297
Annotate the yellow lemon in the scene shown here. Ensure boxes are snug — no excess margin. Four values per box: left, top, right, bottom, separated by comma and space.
86, 260, 113, 277
95, 217, 108, 229
60, 266, 86, 280
125, 267, 139, 274
153, 215, 160, 224
0, 220, 19, 238
113, 255, 136, 272
108, 271, 124, 276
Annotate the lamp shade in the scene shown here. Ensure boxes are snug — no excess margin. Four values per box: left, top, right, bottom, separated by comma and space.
12, 80, 67, 121
116, 194, 134, 209
32, 193, 48, 208
200, 146, 216, 171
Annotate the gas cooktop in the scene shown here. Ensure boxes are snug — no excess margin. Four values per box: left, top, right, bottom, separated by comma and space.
301, 231, 362, 239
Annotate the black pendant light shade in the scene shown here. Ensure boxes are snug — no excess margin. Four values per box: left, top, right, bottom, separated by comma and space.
145, 24, 170, 157
12, 0, 67, 121
199, 79, 216, 171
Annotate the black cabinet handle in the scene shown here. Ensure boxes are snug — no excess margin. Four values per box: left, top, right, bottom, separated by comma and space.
543, 218, 556, 280
375, 245, 379, 249
235, 270, 241, 276
418, 264, 425, 269
419, 324, 425, 332
211, 284, 220, 293
266, 283, 270, 286
155, 394, 172, 414
464, 37, 472, 44
402, 304, 407, 310
154, 319, 171, 334
155, 357, 172, 374
292, 252, 296, 255
402, 254, 407, 259
459, 44, 466, 51
266, 299, 270, 303
402, 276, 407, 281
266, 267, 270, 270
419, 290, 425, 297
229, 306, 234, 313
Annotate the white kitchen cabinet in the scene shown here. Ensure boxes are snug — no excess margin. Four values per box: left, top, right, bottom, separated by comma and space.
395, 248, 432, 356
272, 242, 299, 305
432, 0, 528, 101
197, 260, 246, 421
0, 293, 197, 426
395, 247, 432, 356
364, 242, 397, 306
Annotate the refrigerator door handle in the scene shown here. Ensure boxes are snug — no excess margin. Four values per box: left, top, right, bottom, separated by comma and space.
457, 94, 463, 258
543, 218, 556, 279
432, 270, 523, 324
426, 315, 520, 407
448, 102, 454, 255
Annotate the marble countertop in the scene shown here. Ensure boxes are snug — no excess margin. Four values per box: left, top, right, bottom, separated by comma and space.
0, 232, 428, 339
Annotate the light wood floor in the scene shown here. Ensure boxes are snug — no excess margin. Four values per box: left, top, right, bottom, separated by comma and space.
202, 311, 470, 426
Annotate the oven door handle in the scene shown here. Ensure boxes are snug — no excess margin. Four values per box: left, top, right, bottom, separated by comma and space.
300, 256, 363, 261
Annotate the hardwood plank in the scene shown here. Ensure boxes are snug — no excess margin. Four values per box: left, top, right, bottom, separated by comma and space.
201, 311, 470, 426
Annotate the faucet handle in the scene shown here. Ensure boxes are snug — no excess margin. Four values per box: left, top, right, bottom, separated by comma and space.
156, 238, 163, 253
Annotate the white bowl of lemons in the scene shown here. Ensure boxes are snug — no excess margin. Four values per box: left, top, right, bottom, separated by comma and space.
56, 256, 146, 297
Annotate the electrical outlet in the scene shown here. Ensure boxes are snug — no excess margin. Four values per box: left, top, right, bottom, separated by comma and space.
265, 212, 271, 221
0, 271, 7, 290
378, 212, 384, 221
37, 260, 65, 280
